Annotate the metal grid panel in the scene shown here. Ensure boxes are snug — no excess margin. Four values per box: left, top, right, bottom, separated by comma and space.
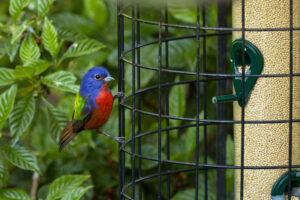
117, 0, 299, 199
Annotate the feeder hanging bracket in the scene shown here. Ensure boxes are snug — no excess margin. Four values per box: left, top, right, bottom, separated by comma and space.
212, 39, 264, 107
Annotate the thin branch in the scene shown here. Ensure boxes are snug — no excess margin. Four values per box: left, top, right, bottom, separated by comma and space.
30, 172, 39, 200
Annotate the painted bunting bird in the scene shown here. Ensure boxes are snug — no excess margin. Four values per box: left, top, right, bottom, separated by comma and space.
59, 66, 123, 152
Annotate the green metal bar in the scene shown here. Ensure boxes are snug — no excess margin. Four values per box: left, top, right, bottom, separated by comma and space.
212, 94, 239, 103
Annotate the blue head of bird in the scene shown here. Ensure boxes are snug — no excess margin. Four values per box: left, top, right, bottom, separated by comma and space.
79, 66, 114, 99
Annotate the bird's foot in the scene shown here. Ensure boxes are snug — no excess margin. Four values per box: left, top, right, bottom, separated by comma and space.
97, 129, 125, 143
112, 137, 125, 143
113, 92, 124, 100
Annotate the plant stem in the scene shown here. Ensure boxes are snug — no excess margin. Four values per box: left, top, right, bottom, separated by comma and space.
30, 172, 39, 200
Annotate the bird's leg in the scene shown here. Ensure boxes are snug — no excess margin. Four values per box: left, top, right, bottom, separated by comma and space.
113, 92, 124, 100
97, 129, 125, 143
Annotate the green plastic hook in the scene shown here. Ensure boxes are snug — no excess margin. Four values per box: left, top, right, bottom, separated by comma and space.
271, 170, 300, 199
212, 39, 264, 106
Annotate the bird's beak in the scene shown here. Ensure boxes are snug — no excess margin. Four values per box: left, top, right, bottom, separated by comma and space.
104, 76, 114, 82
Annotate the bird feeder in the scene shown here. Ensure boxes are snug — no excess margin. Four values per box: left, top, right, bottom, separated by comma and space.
118, 0, 300, 199
232, 0, 300, 199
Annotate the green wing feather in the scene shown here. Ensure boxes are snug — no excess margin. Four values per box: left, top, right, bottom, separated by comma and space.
74, 92, 89, 120
60, 93, 91, 151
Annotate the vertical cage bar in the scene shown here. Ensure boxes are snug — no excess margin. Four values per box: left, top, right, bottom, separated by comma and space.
136, 3, 142, 200
117, 0, 125, 199
216, 0, 227, 199
195, 1, 200, 199
121, 7, 126, 200
240, 0, 246, 199
202, 3, 208, 200
164, 3, 171, 200
288, 0, 293, 199
157, 6, 163, 200
131, 3, 136, 199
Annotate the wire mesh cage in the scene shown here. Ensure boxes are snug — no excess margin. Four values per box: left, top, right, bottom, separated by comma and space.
117, 0, 300, 199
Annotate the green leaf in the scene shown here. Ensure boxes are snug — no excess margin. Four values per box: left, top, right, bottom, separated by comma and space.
41, 71, 79, 93
0, 40, 7, 58
56, 27, 87, 42
169, 76, 186, 126
9, 95, 36, 145
14, 59, 52, 79
0, 162, 9, 189
46, 174, 90, 200
0, 145, 40, 173
173, 171, 216, 200
11, 20, 34, 44
172, 188, 199, 200
0, 188, 32, 200
9, 0, 30, 22
170, 137, 187, 161
25, 59, 52, 75
184, 113, 204, 158
172, 186, 216, 200
0, 85, 18, 130
226, 135, 235, 194
61, 186, 92, 200
141, 144, 166, 170
83, 0, 107, 28
44, 100, 68, 142
51, 13, 96, 35
0, 68, 15, 86
14, 65, 36, 79
226, 135, 234, 165
5, 39, 20, 62
42, 17, 59, 59
0, 23, 7, 31
167, 39, 197, 70
169, 8, 197, 24
185, 126, 197, 157
37, 0, 55, 17
60, 39, 105, 63
124, 64, 156, 88
19, 34, 40, 64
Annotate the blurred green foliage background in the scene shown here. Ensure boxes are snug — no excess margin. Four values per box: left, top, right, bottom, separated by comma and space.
0, 0, 234, 199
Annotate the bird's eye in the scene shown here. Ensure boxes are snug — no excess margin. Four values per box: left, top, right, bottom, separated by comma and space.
94, 75, 102, 80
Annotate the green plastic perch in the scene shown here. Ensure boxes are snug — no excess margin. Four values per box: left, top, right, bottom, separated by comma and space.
271, 170, 300, 200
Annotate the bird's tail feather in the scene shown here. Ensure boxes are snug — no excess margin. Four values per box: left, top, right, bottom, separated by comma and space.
59, 121, 78, 152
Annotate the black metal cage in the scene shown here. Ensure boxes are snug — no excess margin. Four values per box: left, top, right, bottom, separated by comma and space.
117, 0, 300, 199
